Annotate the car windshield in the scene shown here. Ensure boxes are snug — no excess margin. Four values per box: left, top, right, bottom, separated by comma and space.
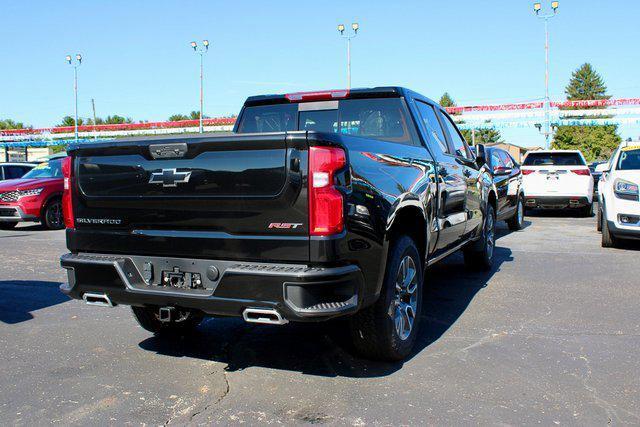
523, 152, 585, 166
617, 148, 640, 170
21, 159, 63, 179
237, 98, 419, 145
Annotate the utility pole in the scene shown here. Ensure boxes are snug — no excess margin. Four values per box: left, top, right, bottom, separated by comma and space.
65, 54, 83, 143
91, 98, 97, 140
533, 2, 559, 149
337, 23, 359, 90
190, 40, 210, 133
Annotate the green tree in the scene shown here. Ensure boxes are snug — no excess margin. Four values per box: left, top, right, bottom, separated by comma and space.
565, 63, 610, 103
461, 128, 502, 145
0, 119, 29, 130
439, 92, 456, 108
553, 125, 620, 162
59, 116, 84, 126
104, 115, 132, 124
168, 114, 189, 121
553, 63, 621, 161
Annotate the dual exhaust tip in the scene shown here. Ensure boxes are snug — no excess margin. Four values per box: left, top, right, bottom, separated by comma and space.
82, 292, 288, 326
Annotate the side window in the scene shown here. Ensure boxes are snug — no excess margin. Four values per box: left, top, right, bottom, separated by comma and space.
414, 101, 449, 154
499, 151, 515, 169
5, 166, 24, 179
441, 113, 471, 158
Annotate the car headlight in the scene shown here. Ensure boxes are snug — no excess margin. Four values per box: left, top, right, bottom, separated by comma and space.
614, 179, 639, 201
17, 187, 44, 199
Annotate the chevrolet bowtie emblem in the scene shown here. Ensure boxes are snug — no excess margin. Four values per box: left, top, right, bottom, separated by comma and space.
149, 169, 192, 187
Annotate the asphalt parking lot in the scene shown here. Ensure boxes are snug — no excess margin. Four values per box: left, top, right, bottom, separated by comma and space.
1, 212, 639, 425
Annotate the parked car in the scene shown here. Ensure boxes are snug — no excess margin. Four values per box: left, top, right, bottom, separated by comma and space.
521, 150, 594, 216
596, 142, 640, 247
59, 87, 499, 361
485, 147, 525, 230
0, 158, 65, 229
589, 161, 606, 197
0, 162, 36, 181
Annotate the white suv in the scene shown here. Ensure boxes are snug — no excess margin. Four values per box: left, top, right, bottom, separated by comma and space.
521, 150, 594, 215
597, 142, 640, 247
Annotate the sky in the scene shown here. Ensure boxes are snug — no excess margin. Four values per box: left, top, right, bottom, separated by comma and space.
1, 0, 639, 147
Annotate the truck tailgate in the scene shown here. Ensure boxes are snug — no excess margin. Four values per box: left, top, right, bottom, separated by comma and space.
68, 132, 310, 262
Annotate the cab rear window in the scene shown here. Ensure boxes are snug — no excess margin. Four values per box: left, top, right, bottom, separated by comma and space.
523, 152, 585, 166
237, 98, 419, 146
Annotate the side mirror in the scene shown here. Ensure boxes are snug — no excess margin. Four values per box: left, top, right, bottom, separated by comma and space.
594, 163, 609, 173
475, 144, 486, 167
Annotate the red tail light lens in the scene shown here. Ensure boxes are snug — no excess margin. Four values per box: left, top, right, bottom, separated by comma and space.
61, 156, 75, 229
522, 169, 535, 175
571, 168, 591, 176
309, 146, 346, 236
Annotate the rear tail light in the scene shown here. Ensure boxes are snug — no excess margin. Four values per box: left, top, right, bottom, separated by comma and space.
61, 156, 75, 229
308, 146, 346, 236
522, 169, 535, 175
571, 168, 591, 176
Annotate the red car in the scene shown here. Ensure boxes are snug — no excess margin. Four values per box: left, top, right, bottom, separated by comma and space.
0, 157, 65, 229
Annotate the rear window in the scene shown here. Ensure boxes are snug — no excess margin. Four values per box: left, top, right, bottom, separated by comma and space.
523, 152, 585, 166
617, 148, 640, 170
237, 98, 419, 145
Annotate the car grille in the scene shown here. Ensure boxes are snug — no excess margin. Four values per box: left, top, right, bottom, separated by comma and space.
0, 191, 20, 202
0, 208, 18, 217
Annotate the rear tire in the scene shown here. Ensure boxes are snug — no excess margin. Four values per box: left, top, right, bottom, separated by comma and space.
506, 197, 524, 231
464, 203, 496, 271
132, 306, 204, 335
349, 235, 423, 361
43, 198, 64, 230
0, 222, 17, 230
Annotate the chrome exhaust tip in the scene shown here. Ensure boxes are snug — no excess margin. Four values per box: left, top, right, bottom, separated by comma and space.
82, 292, 114, 307
242, 308, 288, 325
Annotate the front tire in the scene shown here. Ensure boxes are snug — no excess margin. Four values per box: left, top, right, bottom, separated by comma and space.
349, 235, 423, 361
601, 212, 618, 248
464, 203, 496, 270
506, 197, 524, 231
132, 306, 204, 335
43, 198, 64, 230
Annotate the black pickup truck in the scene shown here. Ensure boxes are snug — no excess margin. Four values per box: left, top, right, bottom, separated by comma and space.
60, 87, 497, 361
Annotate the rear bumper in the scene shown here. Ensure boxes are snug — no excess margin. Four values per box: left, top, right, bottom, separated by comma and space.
60, 253, 364, 322
0, 205, 38, 222
525, 196, 591, 209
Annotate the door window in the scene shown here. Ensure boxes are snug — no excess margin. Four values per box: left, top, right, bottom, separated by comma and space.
4, 166, 26, 179
415, 101, 449, 154
441, 113, 471, 158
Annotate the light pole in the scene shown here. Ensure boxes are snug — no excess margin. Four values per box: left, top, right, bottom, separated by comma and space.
337, 23, 359, 90
65, 54, 82, 143
533, 1, 559, 149
190, 40, 209, 134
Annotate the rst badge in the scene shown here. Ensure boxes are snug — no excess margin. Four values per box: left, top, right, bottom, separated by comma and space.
268, 223, 303, 230
149, 169, 192, 188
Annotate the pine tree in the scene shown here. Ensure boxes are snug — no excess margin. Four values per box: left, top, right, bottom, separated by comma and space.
565, 63, 610, 101
439, 92, 456, 108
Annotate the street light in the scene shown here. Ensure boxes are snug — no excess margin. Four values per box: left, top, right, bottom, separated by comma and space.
337, 22, 359, 90
66, 53, 82, 143
533, 1, 559, 149
190, 40, 210, 134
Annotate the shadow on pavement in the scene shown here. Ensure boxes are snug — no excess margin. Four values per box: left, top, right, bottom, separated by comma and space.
0, 280, 70, 324
139, 233, 513, 378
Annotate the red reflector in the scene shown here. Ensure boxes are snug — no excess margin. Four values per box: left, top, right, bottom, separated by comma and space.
309, 146, 346, 236
522, 169, 535, 175
571, 168, 591, 176
61, 156, 75, 229
286, 89, 349, 102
